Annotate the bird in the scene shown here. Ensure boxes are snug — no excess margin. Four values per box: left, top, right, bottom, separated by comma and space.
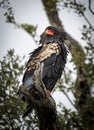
18, 26, 68, 117
22, 26, 68, 94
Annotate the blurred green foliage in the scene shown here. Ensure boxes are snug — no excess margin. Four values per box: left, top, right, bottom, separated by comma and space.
0, 50, 38, 130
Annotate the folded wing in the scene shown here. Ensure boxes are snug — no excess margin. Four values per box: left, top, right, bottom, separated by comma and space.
22, 42, 62, 91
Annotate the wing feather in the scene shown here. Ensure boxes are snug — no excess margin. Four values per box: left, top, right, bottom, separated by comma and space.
26, 43, 60, 71
23, 43, 61, 89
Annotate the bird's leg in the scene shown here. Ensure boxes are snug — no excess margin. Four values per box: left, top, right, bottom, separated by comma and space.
46, 90, 51, 96
39, 63, 52, 96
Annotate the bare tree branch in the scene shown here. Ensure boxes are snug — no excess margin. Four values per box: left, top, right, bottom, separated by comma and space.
74, 0, 94, 30
42, 0, 63, 29
61, 88, 76, 109
82, 13, 94, 30
88, 0, 94, 15
68, 113, 85, 130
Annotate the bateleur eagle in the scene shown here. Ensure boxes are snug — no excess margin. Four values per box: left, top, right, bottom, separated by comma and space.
22, 26, 68, 94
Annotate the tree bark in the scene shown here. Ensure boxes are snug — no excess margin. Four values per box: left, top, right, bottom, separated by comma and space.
18, 63, 61, 130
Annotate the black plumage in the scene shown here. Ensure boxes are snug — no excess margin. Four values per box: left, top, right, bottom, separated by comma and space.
22, 26, 68, 92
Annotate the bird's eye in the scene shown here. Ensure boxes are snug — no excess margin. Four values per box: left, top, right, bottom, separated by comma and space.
45, 29, 54, 36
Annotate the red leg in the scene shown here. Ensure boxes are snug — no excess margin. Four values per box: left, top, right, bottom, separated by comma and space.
46, 90, 51, 96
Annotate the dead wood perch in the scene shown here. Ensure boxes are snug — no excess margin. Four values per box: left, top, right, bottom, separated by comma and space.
18, 63, 59, 130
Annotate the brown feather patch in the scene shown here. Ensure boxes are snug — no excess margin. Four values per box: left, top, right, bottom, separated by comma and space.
27, 43, 60, 71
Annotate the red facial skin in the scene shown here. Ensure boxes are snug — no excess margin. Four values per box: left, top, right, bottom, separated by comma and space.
45, 29, 54, 36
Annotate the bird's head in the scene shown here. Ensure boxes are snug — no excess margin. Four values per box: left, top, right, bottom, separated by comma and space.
45, 26, 55, 36
39, 26, 66, 45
